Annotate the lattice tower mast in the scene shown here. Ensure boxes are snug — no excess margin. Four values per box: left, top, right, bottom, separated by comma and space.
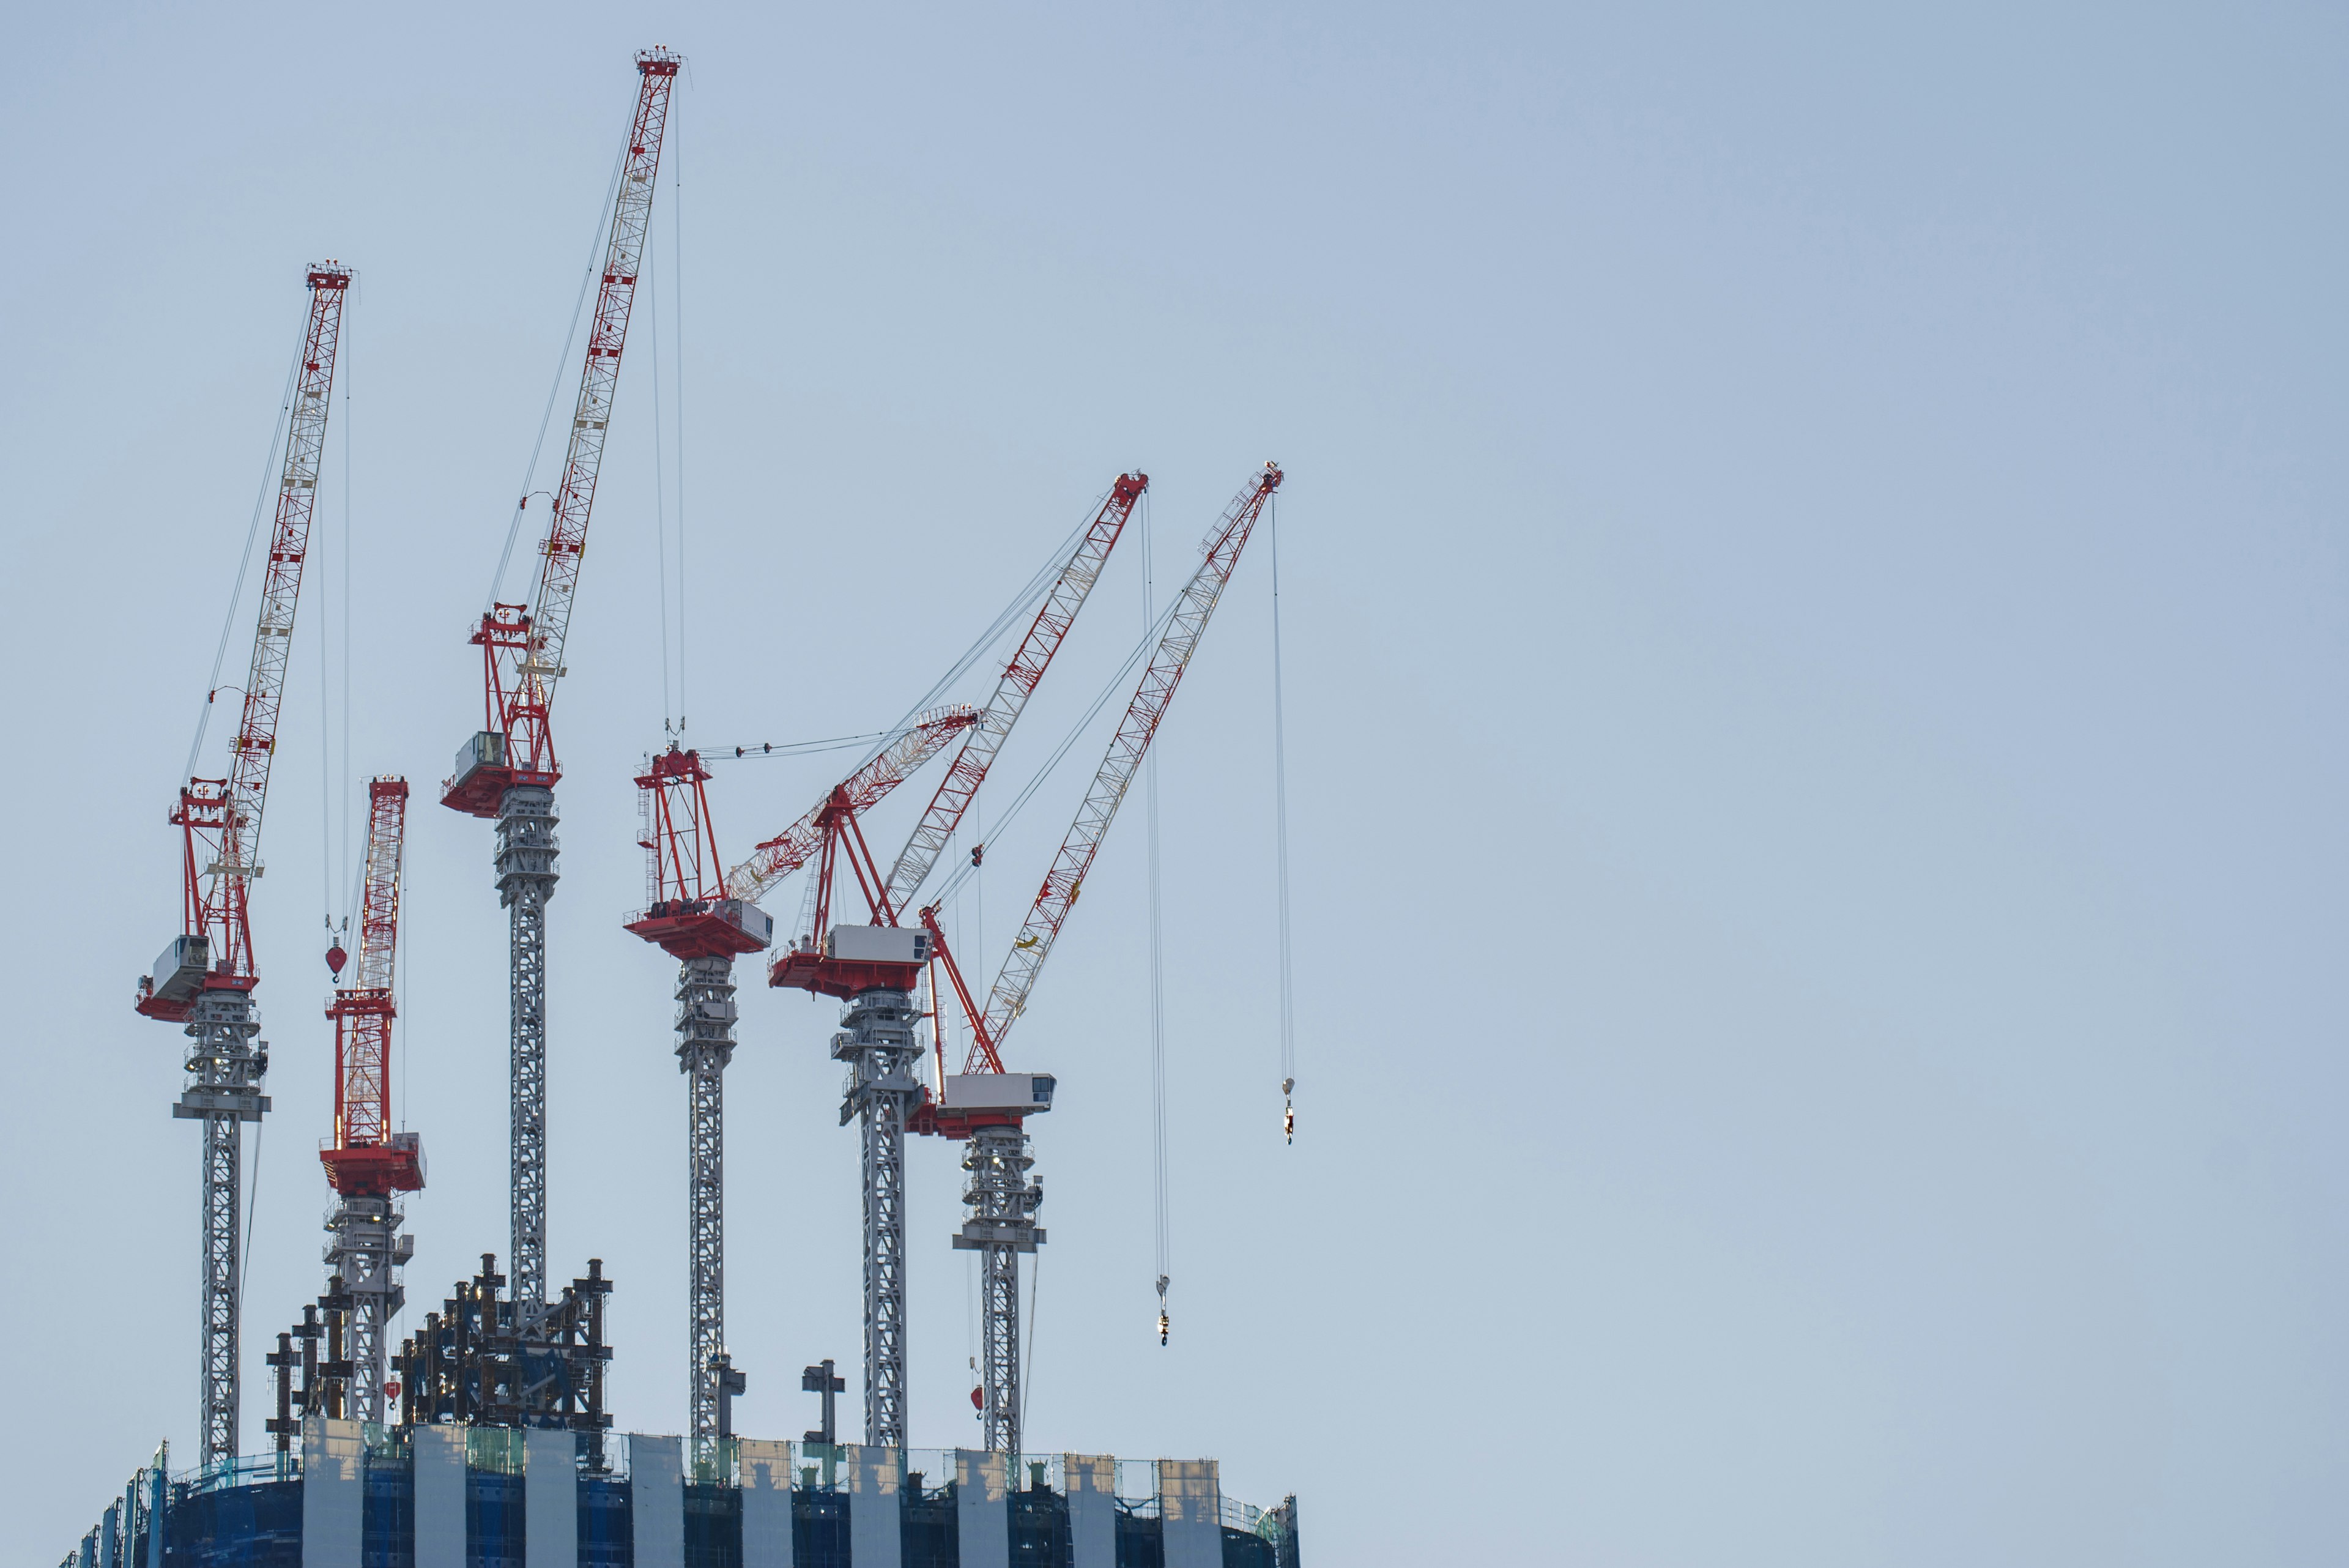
442, 48, 679, 1309
919, 461, 1284, 1454
132, 263, 352, 1470
320, 778, 423, 1425
622, 748, 770, 1468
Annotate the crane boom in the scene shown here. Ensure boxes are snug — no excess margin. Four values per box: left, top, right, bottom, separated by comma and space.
972, 463, 1282, 1064
320, 776, 421, 1425
443, 46, 681, 815
725, 708, 979, 905
880, 473, 1148, 914
136, 263, 351, 1019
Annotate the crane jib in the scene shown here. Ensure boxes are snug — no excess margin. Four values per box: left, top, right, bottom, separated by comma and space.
136, 262, 352, 1017
440, 48, 681, 817
970, 463, 1282, 1065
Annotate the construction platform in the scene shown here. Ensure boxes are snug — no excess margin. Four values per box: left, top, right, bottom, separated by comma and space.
59, 1418, 1299, 1567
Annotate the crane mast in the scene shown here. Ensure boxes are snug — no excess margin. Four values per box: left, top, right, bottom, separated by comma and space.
623, 747, 771, 1470
442, 47, 679, 1309
320, 778, 423, 1425
879, 473, 1149, 915
132, 262, 351, 1471
926, 461, 1283, 1454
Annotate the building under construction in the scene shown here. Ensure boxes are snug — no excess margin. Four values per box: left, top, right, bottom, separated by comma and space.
74, 43, 1300, 1568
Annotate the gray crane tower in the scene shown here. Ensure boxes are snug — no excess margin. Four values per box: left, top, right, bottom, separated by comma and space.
626, 745, 773, 1465
442, 48, 679, 1310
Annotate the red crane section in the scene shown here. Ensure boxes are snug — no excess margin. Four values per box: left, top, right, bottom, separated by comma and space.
137, 264, 352, 1021
443, 48, 683, 817
320, 778, 423, 1197
879, 473, 1148, 915
625, 746, 773, 961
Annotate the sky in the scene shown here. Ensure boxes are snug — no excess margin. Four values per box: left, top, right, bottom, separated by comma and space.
4, 2, 2346, 1562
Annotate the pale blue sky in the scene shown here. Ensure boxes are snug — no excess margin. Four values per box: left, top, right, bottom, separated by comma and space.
5, 4, 2345, 1562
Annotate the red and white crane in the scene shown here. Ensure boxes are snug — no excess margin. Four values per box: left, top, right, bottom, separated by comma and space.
133, 262, 352, 1470
622, 744, 770, 1467
918, 461, 1284, 1452
318, 778, 422, 1424
443, 47, 680, 1312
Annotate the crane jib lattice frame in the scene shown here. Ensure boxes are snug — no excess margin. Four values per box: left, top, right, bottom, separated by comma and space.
443, 47, 681, 817
968, 461, 1283, 1068
880, 472, 1149, 915
138, 264, 351, 1020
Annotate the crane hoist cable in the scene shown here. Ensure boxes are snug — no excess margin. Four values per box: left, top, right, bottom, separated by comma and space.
1270, 491, 1296, 1142
1142, 488, 1173, 1343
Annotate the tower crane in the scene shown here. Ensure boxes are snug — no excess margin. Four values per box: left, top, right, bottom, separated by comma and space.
622, 745, 771, 1471
133, 262, 351, 1470
319, 778, 423, 1425
763, 474, 1149, 1449
443, 48, 679, 1310
916, 461, 1285, 1454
